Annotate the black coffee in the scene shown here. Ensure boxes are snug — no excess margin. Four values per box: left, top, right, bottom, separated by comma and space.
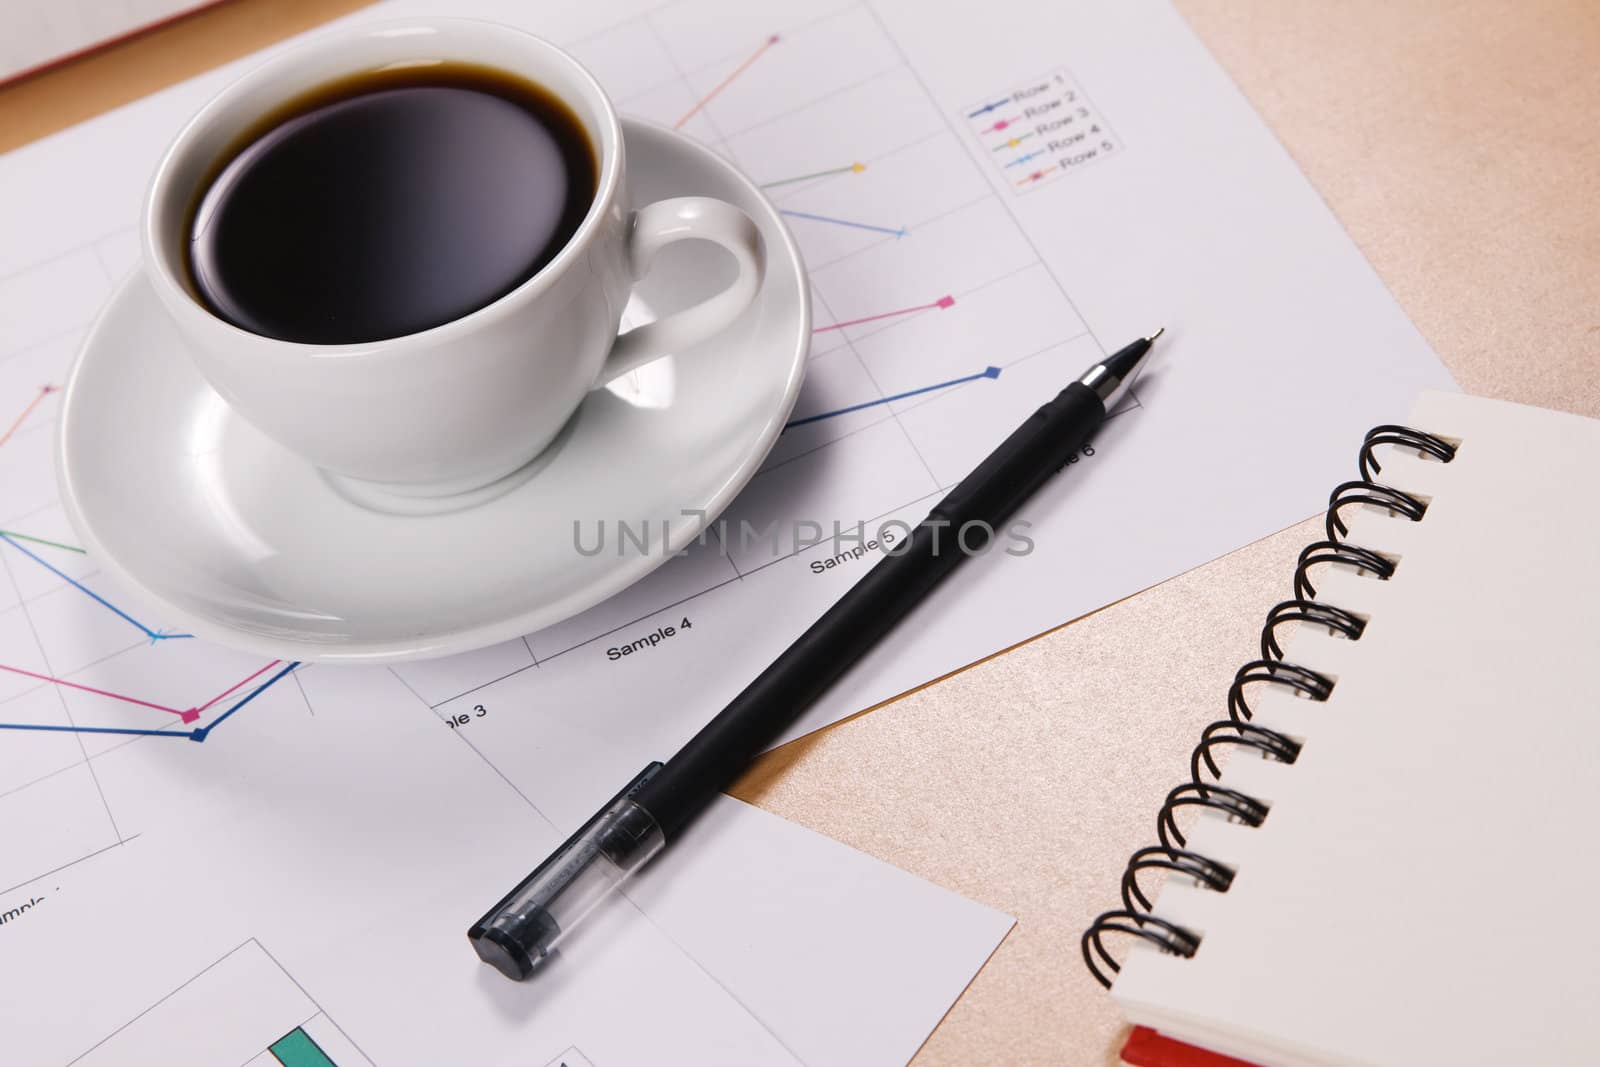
187, 63, 597, 344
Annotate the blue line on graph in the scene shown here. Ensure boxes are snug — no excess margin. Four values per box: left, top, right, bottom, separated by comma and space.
780, 209, 905, 238
0, 533, 192, 641
0, 660, 300, 742
1005, 150, 1045, 168
0, 721, 193, 739
190, 661, 301, 742
785, 367, 1001, 429
967, 98, 1010, 117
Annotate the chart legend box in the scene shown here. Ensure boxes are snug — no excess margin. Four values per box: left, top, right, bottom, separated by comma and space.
964, 68, 1121, 192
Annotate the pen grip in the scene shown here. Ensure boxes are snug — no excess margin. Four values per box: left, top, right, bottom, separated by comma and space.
635, 381, 1106, 836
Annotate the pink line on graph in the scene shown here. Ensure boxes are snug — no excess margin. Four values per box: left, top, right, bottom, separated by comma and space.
675, 34, 781, 129
192, 660, 282, 715
0, 385, 58, 448
0, 662, 187, 717
812, 295, 955, 335
0, 659, 283, 725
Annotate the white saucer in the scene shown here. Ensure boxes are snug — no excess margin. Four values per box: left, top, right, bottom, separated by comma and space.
57, 118, 808, 664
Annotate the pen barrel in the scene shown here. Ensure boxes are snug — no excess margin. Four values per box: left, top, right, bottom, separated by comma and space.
635, 381, 1106, 837
934, 380, 1105, 532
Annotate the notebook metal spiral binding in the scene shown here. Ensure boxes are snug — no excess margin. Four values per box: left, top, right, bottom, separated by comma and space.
1081, 424, 1458, 989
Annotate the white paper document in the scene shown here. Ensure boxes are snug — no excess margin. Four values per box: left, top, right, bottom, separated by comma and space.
0, 0, 1451, 1061
0, 662, 1010, 1065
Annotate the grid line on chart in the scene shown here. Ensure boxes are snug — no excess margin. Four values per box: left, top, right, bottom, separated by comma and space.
431, 565, 745, 708
291, 670, 315, 717
800, 191, 999, 275
0, 323, 88, 369
706, 522, 746, 580
805, 285, 943, 487
0, 637, 153, 709
0, 499, 66, 531
0, 545, 125, 845
0, 714, 183, 804
562, 0, 676, 53
387, 662, 565, 837
441, 718, 560, 836
61, 941, 257, 1066
252, 940, 377, 1067
519, 635, 542, 668
695, 63, 905, 146
0, 833, 139, 898
88, 244, 121, 287
0, 236, 108, 289
642, 8, 862, 589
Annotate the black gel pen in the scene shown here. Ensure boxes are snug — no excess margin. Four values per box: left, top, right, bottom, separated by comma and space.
469, 330, 1162, 980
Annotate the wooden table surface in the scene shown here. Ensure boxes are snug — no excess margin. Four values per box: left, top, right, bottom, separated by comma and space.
4, 2, 1597, 1062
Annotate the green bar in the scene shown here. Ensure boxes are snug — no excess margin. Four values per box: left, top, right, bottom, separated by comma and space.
269, 1027, 337, 1067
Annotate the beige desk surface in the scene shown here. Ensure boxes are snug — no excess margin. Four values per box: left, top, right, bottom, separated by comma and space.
4, 2, 1598, 1062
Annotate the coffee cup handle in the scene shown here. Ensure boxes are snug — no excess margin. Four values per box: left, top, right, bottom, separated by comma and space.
596, 197, 766, 385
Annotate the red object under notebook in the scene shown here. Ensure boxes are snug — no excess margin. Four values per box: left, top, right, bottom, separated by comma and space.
1122, 1026, 1262, 1067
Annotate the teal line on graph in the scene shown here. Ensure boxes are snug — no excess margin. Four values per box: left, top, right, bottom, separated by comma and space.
780, 209, 905, 238
270, 1025, 338, 1067
785, 367, 1001, 429
0, 532, 191, 641
0, 661, 300, 742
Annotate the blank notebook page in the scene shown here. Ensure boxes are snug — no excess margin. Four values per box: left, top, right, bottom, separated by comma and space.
1112, 391, 1600, 1066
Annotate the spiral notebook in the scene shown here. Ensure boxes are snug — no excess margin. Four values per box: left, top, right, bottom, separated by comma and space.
1083, 390, 1600, 1067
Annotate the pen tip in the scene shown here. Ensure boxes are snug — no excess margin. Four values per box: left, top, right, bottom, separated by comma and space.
1146, 327, 1166, 343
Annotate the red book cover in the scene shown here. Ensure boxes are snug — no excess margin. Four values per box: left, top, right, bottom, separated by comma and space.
1122, 1026, 1262, 1067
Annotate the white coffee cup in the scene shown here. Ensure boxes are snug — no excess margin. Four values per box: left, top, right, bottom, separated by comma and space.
142, 17, 765, 499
